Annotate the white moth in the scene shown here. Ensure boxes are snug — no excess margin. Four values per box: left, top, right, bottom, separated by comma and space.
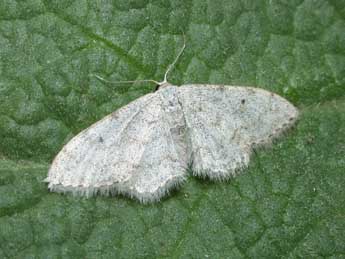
45, 41, 298, 203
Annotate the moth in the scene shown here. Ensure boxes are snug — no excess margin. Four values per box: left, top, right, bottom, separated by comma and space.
45, 41, 298, 203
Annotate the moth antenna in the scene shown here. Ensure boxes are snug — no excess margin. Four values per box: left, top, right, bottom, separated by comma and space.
92, 74, 160, 85
91, 33, 185, 87
163, 32, 186, 83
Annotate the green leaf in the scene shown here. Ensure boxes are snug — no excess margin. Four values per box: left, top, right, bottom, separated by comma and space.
0, 1, 344, 258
